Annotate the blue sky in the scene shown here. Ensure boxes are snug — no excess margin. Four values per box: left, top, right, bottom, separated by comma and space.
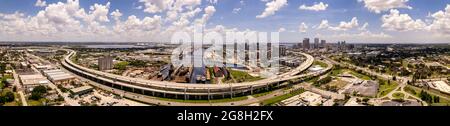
0, 0, 449, 43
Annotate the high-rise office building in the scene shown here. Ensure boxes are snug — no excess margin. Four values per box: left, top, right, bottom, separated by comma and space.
280, 45, 287, 56
341, 41, 346, 50
256, 42, 260, 66
223, 43, 227, 65
244, 42, 249, 65
320, 40, 326, 48
98, 55, 113, 71
303, 38, 310, 51
337, 41, 347, 51
267, 42, 272, 59
314, 38, 319, 49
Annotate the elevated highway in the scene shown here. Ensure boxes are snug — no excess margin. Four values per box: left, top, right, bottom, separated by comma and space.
62, 50, 319, 100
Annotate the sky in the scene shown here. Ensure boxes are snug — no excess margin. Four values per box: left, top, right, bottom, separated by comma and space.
0, 0, 449, 43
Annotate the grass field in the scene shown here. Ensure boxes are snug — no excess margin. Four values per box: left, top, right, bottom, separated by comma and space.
404, 86, 418, 96
392, 92, 405, 99
226, 69, 264, 83
0, 75, 10, 89
330, 68, 371, 80
3, 100, 20, 106
252, 91, 273, 98
349, 71, 372, 80
27, 100, 44, 106
313, 61, 328, 68
26, 97, 48, 106
404, 85, 450, 106
377, 80, 398, 97
330, 68, 345, 76
260, 88, 305, 106
321, 79, 349, 90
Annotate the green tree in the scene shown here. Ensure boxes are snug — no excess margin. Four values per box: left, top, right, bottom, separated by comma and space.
362, 98, 370, 103
0, 96, 5, 104
30, 86, 47, 100
4, 91, 14, 102
30, 92, 42, 100
129, 60, 148, 67
433, 96, 440, 103
33, 86, 47, 94
419, 90, 433, 103
313, 76, 332, 86
114, 61, 129, 70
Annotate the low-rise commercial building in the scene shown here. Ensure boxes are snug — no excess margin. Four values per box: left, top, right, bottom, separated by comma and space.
427, 81, 450, 94
280, 91, 325, 106
19, 74, 49, 89
70, 85, 94, 96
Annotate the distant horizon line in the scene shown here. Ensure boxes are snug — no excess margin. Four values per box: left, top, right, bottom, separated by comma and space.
0, 41, 449, 45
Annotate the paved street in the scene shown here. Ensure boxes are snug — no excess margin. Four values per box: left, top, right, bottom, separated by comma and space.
11, 69, 27, 106
27, 53, 80, 106
324, 56, 428, 105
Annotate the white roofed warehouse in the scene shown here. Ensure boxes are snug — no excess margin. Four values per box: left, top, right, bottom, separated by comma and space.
42, 69, 76, 85
19, 74, 49, 89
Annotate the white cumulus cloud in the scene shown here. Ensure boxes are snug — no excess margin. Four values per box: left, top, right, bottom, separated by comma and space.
358, 0, 412, 13
381, 9, 426, 31
256, 0, 287, 19
330, 17, 359, 31
317, 17, 359, 31
138, 0, 201, 13
232, 8, 241, 14
110, 9, 122, 21
428, 4, 450, 35
299, 2, 328, 11
35, 0, 47, 7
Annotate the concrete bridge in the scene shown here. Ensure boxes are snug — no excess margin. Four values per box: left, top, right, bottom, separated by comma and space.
62, 50, 318, 100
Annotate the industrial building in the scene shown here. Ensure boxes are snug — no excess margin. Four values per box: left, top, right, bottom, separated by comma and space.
19, 74, 49, 89
42, 69, 76, 85
70, 85, 94, 96
427, 81, 450, 94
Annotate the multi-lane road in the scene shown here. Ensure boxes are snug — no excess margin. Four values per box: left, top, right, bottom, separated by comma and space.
323, 56, 428, 105
11, 69, 27, 106
61, 55, 332, 106
62, 50, 316, 99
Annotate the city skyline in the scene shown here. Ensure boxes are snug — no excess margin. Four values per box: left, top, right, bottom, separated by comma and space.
0, 0, 449, 43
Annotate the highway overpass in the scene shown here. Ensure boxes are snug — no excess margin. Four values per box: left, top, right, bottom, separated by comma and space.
62, 50, 320, 100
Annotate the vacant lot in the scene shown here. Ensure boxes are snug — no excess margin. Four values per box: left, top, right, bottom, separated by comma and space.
377, 80, 398, 97
321, 79, 349, 91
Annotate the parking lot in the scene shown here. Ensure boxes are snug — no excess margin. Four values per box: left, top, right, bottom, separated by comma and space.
69, 89, 148, 106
